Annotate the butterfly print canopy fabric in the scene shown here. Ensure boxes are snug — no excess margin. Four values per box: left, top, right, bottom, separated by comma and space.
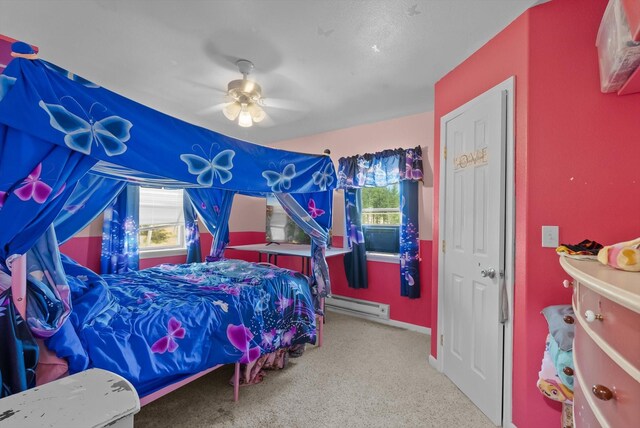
0, 41, 335, 398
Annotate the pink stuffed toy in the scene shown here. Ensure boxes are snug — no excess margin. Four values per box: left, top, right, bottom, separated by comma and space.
597, 238, 640, 272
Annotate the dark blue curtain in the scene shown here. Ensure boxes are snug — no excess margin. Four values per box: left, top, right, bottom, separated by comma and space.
338, 146, 424, 297
100, 185, 139, 274
344, 189, 368, 289
54, 174, 126, 244
400, 181, 420, 298
0, 287, 38, 398
186, 188, 236, 261
183, 192, 202, 263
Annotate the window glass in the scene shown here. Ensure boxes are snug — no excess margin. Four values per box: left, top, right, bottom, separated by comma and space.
139, 187, 185, 250
361, 184, 400, 254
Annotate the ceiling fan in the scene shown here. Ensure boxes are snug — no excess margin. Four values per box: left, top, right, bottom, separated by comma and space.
222, 59, 266, 127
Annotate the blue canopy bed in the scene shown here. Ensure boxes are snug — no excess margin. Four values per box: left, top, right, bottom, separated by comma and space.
0, 42, 337, 404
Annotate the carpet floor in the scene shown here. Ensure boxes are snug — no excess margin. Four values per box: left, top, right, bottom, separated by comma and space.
135, 312, 494, 427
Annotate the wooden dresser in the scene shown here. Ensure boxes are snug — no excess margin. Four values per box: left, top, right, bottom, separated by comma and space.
560, 257, 640, 428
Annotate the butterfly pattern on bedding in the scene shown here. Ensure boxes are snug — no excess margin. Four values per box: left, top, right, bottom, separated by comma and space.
39, 98, 132, 157
48, 258, 316, 397
262, 163, 296, 192
180, 147, 235, 186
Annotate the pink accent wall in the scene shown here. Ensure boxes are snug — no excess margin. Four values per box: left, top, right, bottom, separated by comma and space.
432, 1, 640, 426
60, 236, 102, 272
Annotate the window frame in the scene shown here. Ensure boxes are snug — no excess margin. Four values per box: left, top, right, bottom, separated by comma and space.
138, 187, 187, 256
360, 184, 401, 260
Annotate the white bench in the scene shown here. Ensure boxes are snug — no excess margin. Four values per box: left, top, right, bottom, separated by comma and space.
0, 369, 140, 428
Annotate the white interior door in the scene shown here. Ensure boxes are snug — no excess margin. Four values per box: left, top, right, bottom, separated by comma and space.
442, 87, 507, 425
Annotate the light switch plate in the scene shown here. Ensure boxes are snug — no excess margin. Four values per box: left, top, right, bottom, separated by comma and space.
542, 225, 559, 248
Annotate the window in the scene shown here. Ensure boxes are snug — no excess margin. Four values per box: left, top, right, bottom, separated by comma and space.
361, 184, 400, 254
139, 187, 185, 251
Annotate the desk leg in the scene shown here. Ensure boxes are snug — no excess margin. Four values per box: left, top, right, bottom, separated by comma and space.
318, 297, 325, 348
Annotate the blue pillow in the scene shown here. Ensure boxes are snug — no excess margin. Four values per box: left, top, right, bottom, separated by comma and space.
541, 305, 575, 351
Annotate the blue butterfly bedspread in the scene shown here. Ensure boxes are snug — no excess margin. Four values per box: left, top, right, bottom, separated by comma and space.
46, 259, 316, 397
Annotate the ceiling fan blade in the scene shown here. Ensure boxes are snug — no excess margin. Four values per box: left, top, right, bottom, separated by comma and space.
196, 102, 228, 116
256, 112, 277, 128
261, 97, 306, 112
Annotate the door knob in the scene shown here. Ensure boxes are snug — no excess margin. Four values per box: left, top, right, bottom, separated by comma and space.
480, 268, 496, 278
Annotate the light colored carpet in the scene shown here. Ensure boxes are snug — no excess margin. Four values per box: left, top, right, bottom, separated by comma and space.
135, 312, 494, 428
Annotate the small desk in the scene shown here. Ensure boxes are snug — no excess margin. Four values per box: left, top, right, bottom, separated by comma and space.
226, 243, 351, 275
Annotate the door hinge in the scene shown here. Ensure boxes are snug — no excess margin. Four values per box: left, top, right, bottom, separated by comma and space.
442, 240, 446, 253
440, 334, 444, 346
443, 146, 447, 160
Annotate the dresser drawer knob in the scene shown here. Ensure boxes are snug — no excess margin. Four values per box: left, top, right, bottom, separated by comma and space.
592, 384, 614, 401
585, 310, 604, 323
562, 280, 573, 288
562, 367, 574, 376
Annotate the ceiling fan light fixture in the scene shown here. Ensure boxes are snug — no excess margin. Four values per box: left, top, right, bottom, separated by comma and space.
223, 101, 242, 120
238, 104, 253, 127
248, 103, 266, 123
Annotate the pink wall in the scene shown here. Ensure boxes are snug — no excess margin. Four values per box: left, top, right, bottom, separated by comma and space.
432, 1, 640, 426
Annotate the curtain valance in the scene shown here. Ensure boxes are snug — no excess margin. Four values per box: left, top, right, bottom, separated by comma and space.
337, 146, 423, 189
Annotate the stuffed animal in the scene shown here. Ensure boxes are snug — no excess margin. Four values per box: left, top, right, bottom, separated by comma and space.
597, 238, 640, 272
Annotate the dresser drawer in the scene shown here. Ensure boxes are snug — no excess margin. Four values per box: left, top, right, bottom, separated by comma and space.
576, 281, 640, 373
574, 324, 640, 427
573, 375, 602, 428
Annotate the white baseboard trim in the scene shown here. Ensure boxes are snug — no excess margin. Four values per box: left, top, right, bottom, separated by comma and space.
326, 307, 431, 335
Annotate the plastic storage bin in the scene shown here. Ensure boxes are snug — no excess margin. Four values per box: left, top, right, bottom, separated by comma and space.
596, 0, 640, 93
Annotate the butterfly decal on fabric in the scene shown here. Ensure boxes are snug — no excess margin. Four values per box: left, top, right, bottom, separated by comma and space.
180, 149, 235, 186
312, 162, 334, 190
281, 326, 297, 347
254, 290, 270, 313
14, 163, 53, 204
404, 272, 415, 286
0, 74, 16, 102
42, 61, 100, 88
213, 300, 229, 313
262, 164, 296, 192
136, 291, 158, 304
405, 163, 423, 180
227, 324, 261, 363
39, 100, 132, 156
151, 317, 186, 354
307, 198, 325, 218
276, 296, 293, 312
261, 328, 277, 348
348, 224, 365, 245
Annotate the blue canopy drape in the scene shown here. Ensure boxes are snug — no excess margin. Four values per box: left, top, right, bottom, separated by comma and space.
54, 174, 126, 244
0, 41, 337, 397
186, 188, 236, 261
338, 146, 423, 298
274, 193, 331, 305
183, 192, 202, 263
101, 185, 139, 274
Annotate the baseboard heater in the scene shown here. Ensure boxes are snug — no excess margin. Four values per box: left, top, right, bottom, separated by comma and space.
325, 295, 390, 321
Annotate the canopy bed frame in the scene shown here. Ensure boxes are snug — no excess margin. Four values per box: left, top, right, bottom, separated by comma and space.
0, 41, 337, 405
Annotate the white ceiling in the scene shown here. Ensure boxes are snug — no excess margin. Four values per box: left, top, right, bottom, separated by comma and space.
1, 0, 539, 144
